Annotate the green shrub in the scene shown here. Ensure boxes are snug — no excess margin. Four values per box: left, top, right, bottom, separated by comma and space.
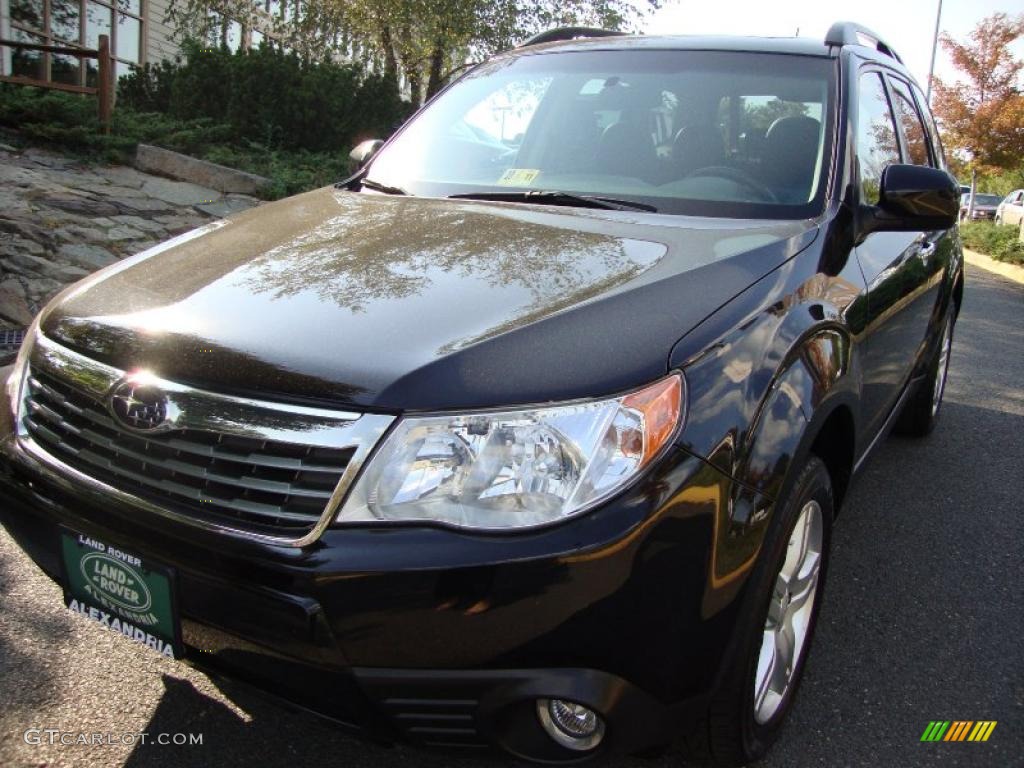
960, 221, 1024, 265
116, 59, 179, 113
0, 44, 413, 200
119, 41, 412, 153
0, 85, 358, 198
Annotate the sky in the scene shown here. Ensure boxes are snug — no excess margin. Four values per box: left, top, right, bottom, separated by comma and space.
640, 0, 1024, 89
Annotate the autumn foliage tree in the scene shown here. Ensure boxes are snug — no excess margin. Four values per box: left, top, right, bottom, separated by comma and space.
932, 12, 1024, 172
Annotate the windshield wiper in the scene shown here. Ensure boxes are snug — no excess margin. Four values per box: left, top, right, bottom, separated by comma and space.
448, 190, 657, 212
359, 177, 408, 195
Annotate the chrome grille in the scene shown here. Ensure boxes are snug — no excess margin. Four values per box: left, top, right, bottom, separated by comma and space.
18, 333, 394, 542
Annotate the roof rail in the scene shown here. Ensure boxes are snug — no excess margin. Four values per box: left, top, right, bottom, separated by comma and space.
825, 21, 904, 64
519, 27, 623, 48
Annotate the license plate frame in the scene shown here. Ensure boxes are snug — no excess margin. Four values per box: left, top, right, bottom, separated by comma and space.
59, 528, 182, 659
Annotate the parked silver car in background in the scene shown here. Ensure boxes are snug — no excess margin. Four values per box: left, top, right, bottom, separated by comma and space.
995, 189, 1024, 228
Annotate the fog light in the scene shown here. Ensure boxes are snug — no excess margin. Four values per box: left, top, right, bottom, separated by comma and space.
536, 698, 605, 751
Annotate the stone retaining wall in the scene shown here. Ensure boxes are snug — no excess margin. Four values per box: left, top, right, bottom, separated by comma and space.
0, 145, 261, 339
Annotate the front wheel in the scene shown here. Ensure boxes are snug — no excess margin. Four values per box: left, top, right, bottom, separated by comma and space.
682, 457, 833, 766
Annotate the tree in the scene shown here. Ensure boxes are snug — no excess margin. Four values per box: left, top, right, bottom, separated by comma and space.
165, 0, 658, 109
932, 12, 1024, 172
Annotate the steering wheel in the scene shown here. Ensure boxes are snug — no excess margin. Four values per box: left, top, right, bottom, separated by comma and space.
682, 166, 778, 203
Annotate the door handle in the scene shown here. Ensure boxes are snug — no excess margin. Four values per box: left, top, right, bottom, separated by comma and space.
918, 241, 936, 261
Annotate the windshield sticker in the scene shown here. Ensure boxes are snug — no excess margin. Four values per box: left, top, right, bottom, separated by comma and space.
498, 168, 540, 186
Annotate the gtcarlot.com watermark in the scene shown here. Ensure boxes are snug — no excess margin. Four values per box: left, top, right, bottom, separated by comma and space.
24, 729, 203, 746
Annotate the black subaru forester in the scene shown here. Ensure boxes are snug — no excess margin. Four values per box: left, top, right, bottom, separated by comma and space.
0, 21, 962, 766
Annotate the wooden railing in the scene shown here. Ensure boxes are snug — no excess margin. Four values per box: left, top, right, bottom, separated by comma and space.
0, 34, 113, 133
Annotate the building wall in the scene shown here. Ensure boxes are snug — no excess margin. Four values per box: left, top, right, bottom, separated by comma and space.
145, 0, 180, 64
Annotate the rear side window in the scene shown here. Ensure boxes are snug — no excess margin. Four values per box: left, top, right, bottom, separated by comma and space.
909, 81, 946, 169
856, 72, 900, 205
889, 78, 931, 166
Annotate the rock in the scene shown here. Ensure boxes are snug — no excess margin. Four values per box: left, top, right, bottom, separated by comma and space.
110, 197, 176, 214
43, 197, 122, 217
140, 177, 222, 207
153, 214, 209, 232
110, 215, 168, 234
106, 225, 148, 241
25, 277, 65, 305
0, 278, 26, 298
0, 284, 33, 325
135, 144, 271, 196
95, 165, 148, 189
38, 169, 110, 189
65, 180, 151, 199
23, 148, 72, 169
36, 210, 112, 228
0, 251, 52, 277
57, 243, 118, 270
0, 235, 46, 257
0, 217, 54, 246
55, 225, 111, 243
194, 195, 261, 218
49, 264, 91, 282
128, 240, 161, 256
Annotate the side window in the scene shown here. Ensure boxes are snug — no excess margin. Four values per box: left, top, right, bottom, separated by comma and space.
856, 72, 901, 205
909, 81, 946, 169
889, 79, 932, 166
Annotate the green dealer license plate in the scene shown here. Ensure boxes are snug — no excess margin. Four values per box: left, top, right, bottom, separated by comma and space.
60, 530, 181, 659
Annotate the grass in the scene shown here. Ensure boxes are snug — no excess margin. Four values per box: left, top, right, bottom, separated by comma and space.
0, 86, 350, 199
959, 221, 1024, 266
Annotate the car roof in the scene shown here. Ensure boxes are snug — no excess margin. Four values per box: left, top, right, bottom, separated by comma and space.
513, 34, 836, 58
506, 32, 924, 84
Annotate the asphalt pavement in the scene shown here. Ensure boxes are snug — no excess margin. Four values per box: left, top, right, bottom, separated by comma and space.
1, 263, 1021, 768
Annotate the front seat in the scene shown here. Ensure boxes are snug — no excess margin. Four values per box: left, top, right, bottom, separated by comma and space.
595, 120, 658, 180
761, 116, 822, 203
673, 123, 725, 177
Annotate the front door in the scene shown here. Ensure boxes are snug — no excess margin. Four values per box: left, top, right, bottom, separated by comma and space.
853, 70, 946, 439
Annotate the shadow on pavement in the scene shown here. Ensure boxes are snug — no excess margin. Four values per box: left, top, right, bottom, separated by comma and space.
123, 673, 513, 768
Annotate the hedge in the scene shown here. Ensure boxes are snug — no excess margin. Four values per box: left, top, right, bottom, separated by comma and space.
959, 221, 1024, 266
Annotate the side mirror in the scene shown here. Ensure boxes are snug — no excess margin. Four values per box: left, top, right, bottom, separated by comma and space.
348, 139, 383, 174
859, 164, 960, 238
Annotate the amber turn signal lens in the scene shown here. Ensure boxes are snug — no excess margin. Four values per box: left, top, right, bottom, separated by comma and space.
622, 373, 684, 467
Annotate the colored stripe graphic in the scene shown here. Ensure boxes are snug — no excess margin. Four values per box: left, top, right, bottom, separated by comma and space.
921, 721, 950, 741
946, 721, 972, 741
921, 721, 996, 742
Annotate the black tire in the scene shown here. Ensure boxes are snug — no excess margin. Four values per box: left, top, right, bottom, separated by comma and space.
895, 309, 954, 437
681, 456, 834, 766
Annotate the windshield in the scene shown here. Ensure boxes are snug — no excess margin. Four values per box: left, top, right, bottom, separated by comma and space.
364, 50, 836, 218
969, 194, 1001, 206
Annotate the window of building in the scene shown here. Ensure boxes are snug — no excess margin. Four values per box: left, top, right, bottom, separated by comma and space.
3, 0, 144, 86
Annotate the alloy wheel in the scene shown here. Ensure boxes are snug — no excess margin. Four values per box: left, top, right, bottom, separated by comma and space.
753, 500, 823, 725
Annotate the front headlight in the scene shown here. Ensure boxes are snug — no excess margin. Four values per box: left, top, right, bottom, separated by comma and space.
5, 317, 39, 435
337, 374, 684, 530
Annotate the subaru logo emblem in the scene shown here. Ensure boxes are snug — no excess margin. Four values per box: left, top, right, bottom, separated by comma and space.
108, 376, 169, 432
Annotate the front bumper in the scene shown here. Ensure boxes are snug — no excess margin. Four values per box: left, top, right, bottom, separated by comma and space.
0, 382, 766, 761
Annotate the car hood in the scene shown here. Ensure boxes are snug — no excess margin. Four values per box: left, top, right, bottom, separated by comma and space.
41, 187, 817, 411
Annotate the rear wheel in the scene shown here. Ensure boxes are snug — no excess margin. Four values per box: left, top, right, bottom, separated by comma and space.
681, 457, 833, 766
895, 309, 954, 437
